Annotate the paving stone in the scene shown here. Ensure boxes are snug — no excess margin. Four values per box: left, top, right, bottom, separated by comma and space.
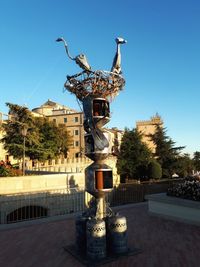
0, 203, 200, 267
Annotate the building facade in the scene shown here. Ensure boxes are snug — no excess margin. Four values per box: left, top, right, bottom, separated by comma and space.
32, 99, 84, 158
105, 127, 124, 156
0, 100, 124, 162
136, 114, 163, 153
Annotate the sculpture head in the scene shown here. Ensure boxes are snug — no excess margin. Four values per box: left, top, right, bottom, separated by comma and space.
115, 37, 127, 44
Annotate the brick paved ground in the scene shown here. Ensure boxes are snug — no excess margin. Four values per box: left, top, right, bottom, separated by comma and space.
0, 203, 200, 267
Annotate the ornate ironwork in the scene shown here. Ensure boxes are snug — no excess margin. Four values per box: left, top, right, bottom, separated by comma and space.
64, 70, 125, 101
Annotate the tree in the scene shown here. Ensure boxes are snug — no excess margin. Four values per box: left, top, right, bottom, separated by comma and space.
1, 103, 71, 162
149, 125, 185, 178
2, 103, 39, 160
117, 128, 152, 180
147, 160, 162, 180
175, 153, 193, 177
34, 118, 71, 161
193, 151, 200, 172
30, 117, 59, 161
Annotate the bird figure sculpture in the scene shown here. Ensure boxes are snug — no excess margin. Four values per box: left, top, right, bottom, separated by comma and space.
111, 37, 127, 74
56, 37, 91, 72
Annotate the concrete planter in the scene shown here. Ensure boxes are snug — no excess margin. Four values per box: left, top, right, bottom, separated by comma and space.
146, 193, 200, 226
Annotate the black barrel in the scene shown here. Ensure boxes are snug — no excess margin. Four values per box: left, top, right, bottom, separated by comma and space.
107, 215, 128, 254
75, 215, 88, 253
86, 218, 106, 260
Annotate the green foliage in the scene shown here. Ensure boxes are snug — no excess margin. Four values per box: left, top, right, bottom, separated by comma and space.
193, 151, 200, 171
33, 118, 71, 161
2, 103, 37, 159
117, 128, 152, 179
0, 165, 23, 177
1, 103, 71, 162
175, 153, 194, 177
55, 123, 72, 158
147, 160, 162, 179
149, 125, 185, 178
0, 165, 11, 176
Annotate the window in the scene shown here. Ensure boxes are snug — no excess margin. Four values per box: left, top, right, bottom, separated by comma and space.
93, 99, 110, 117
74, 130, 79, 135
64, 117, 67, 123
74, 117, 78, 123
53, 119, 56, 123
75, 141, 79, 147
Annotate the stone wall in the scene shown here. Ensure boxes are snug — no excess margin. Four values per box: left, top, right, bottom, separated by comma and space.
0, 173, 83, 195
0, 156, 120, 224
0, 170, 120, 195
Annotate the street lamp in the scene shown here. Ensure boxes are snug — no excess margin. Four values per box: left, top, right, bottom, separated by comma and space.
21, 125, 28, 176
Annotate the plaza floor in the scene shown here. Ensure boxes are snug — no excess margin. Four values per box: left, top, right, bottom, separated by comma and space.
0, 202, 200, 267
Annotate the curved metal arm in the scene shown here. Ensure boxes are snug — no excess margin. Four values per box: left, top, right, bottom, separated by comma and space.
56, 37, 74, 61
56, 37, 91, 72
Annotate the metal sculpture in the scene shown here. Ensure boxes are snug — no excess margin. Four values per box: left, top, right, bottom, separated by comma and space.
56, 37, 91, 71
58, 37, 128, 261
111, 37, 127, 74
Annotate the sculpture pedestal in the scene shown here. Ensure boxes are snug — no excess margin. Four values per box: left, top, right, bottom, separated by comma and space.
64, 209, 141, 265
64, 244, 142, 266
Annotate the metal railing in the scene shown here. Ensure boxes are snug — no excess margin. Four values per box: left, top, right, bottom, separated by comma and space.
0, 188, 87, 224
0, 182, 171, 224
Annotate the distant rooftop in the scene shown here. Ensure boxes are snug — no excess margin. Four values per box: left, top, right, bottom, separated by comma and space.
32, 99, 78, 116
136, 113, 163, 126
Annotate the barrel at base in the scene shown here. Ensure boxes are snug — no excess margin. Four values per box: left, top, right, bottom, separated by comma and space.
86, 218, 107, 260
107, 215, 128, 254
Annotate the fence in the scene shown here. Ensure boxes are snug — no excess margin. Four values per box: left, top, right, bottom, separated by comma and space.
0, 188, 87, 224
0, 182, 173, 224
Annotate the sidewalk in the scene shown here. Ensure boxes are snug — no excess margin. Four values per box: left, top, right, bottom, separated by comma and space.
0, 202, 200, 267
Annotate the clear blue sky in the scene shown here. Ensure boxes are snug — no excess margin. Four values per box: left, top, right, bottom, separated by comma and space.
1, 0, 200, 155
